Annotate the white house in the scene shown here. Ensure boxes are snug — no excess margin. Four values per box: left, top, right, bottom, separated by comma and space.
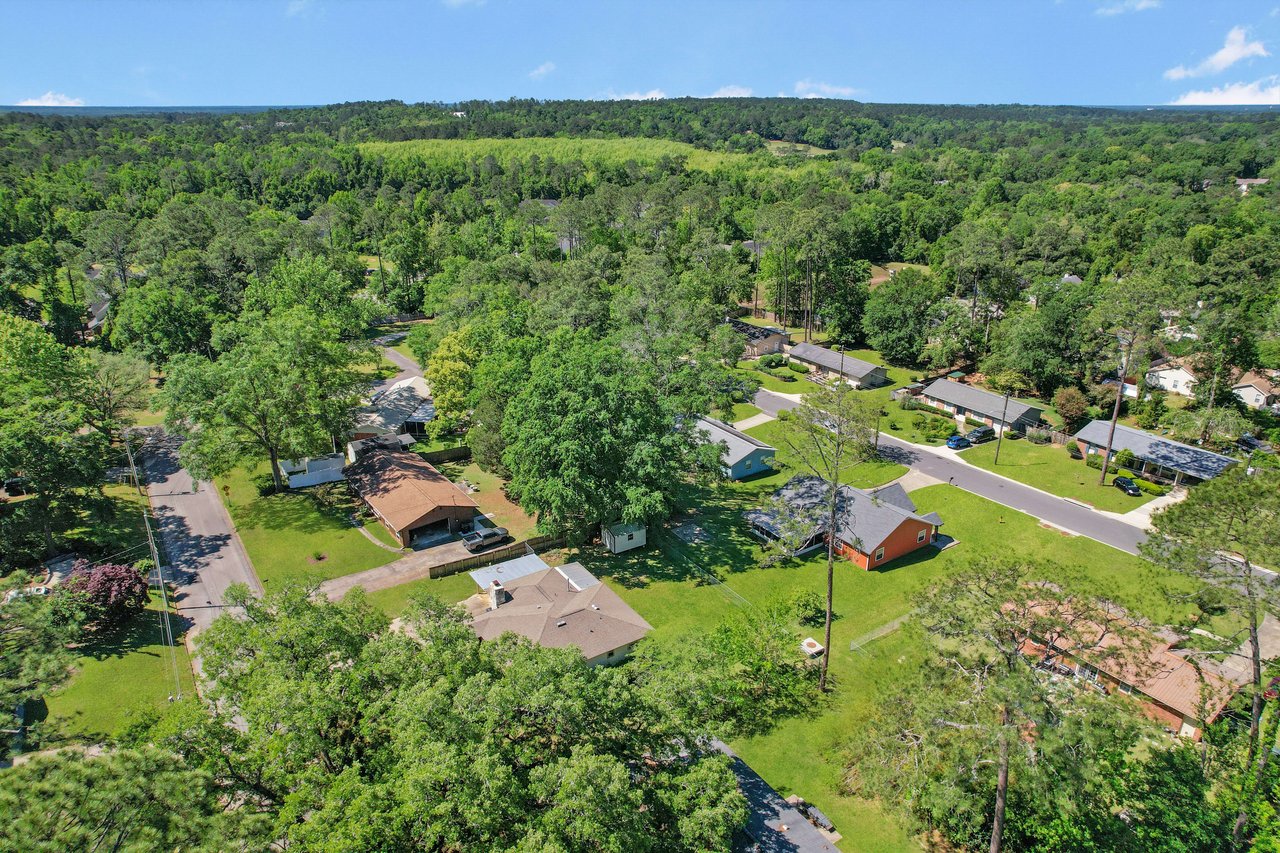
1145, 357, 1199, 398
282, 453, 346, 488
1233, 371, 1280, 410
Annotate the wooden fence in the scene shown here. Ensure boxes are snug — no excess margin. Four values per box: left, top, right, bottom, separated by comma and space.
428, 534, 566, 579
420, 445, 472, 465
374, 312, 429, 325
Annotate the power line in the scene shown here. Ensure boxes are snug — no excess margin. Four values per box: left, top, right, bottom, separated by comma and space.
122, 430, 183, 702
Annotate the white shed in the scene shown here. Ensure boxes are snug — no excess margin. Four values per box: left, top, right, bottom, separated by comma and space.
602, 521, 646, 554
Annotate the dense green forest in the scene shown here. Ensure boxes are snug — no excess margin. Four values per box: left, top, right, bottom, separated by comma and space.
2, 98, 1280, 851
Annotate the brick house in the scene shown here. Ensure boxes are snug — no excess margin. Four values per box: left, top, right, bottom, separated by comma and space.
744, 476, 943, 570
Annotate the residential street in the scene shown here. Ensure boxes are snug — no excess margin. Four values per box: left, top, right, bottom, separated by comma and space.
138, 431, 262, 653
754, 390, 1148, 555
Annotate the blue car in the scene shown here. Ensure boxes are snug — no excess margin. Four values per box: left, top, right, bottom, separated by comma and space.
946, 434, 971, 449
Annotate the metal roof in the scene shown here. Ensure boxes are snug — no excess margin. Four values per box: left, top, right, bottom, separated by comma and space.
468, 553, 550, 590
696, 417, 775, 467
745, 475, 942, 554
921, 379, 1041, 424
1072, 420, 1239, 480
789, 342, 885, 381
556, 563, 601, 591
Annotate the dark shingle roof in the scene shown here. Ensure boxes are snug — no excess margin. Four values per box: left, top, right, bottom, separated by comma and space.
789, 342, 885, 382
744, 475, 941, 554
727, 318, 786, 343
921, 379, 1041, 424
1072, 420, 1238, 480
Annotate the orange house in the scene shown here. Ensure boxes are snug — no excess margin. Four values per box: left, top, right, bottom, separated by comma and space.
745, 476, 943, 570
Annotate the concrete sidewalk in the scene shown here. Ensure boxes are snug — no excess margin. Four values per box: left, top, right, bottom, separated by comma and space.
733, 412, 776, 431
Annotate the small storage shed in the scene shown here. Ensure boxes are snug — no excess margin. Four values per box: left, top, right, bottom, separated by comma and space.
603, 521, 646, 554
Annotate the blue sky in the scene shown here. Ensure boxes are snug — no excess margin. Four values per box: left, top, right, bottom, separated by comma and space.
5, 0, 1280, 107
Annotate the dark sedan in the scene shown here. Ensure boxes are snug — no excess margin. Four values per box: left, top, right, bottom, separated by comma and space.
1112, 476, 1142, 497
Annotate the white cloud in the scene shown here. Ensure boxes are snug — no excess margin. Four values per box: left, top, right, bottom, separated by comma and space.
528, 61, 556, 80
1096, 0, 1159, 16
710, 84, 753, 98
285, 0, 311, 15
610, 89, 666, 100
1171, 76, 1280, 105
793, 79, 859, 99
441, 0, 484, 6
1165, 27, 1268, 80
16, 91, 85, 107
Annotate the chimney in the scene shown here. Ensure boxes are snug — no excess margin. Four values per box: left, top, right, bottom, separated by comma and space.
489, 580, 509, 609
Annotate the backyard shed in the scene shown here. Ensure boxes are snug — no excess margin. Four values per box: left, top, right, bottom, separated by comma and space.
602, 521, 646, 554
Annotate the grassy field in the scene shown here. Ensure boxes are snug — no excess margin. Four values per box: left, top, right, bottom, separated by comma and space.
745, 419, 907, 489
64, 483, 152, 563
363, 571, 480, 618
869, 262, 932, 288
37, 592, 195, 746
765, 139, 835, 157
714, 401, 763, 424
361, 137, 741, 172
577, 484, 1220, 850
959, 439, 1156, 513
216, 464, 397, 589
735, 360, 809, 394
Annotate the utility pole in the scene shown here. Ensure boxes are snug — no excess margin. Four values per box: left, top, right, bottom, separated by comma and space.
994, 389, 1011, 466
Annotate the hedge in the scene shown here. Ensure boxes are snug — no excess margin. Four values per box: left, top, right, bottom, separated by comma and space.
1135, 478, 1169, 496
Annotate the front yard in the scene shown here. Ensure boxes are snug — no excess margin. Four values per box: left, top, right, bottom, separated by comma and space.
216, 464, 399, 589
35, 591, 195, 747
959, 439, 1157, 513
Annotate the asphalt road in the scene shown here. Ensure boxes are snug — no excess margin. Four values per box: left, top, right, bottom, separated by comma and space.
754, 390, 1147, 555
139, 431, 262, 654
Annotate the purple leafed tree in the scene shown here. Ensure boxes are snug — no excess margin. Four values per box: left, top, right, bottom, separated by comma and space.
65, 560, 150, 628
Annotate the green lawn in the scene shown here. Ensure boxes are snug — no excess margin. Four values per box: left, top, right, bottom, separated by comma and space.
37, 592, 195, 746
714, 401, 763, 424
364, 571, 481, 617
216, 464, 397, 588
735, 360, 808, 394
959, 439, 1156, 513
64, 483, 152, 563
744, 418, 908, 489
574, 484, 1218, 850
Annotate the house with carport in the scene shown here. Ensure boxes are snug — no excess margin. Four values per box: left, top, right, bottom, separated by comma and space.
726, 318, 787, 359
1072, 420, 1238, 486
345, 449, 478, 546
788, 342, 888, 388
919, 378, 1042, 434
745, 476, 942, 570
352, 376, 435, 440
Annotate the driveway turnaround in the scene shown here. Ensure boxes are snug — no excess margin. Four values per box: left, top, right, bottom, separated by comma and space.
754, 390, 1147, 555
139, 431, 262, 649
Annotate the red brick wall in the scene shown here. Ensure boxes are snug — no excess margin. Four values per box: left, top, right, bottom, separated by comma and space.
832, 519, 934, 570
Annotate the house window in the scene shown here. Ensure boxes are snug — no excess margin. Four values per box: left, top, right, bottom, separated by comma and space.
745, 460, 753, 470
1117, 682, 1133, 695
626, 533, 634, 541
917, 529, 927, 543
607, 650, 615, 658
1075, 663, 1099, 683
1172, 380, 1179, 389
874, 547, 885, 562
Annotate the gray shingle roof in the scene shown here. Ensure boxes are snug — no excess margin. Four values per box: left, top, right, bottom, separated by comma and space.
1072, 420, 1239, 480
789, 342, 885, 382
921, 379, 1041, 424
727, 318, 786, 343
744, 475, 942, 554
696, 417, 775, 467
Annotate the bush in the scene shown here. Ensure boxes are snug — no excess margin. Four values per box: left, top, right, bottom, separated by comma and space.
63, 560, 150, 630
758, 353, 787, 369
253, 474, 281, 497
1135, 478, 1169, 496
925, 417, 957, 441
1053, 386, 1089, 431
1026, 427, 1051, 445
1067, 443, 1083, 460
912, 413, 927, 430
1114, 448, 1138, 470
789, 589, 828, 627
788, 361, 811, 374
1085, 453, 1118, 474
899, 397, 925, 411
769, 370, 797, 382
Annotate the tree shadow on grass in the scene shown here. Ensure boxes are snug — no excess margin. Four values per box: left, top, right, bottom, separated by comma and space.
76, 603, 185, 662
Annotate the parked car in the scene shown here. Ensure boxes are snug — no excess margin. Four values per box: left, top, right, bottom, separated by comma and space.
1112, 476, 1142, 497
3, 477, 29, 496
945, 435, 972, 449
965, 426, 996, 444
460, 526, 509, 552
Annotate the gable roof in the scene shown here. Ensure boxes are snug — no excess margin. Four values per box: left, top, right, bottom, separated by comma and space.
1233, 370, 1280, 395
696, 417, 775, 467
789, 342, 884, 381
745, 475, 942, 554
1147, 356, 1199, 377
1072, 420, 1238, 480
466, 563, 652, 660
356, 376, 432, 434
727, 318, 786, 344
921, 378, 1041, 424
345, 449, 477, 533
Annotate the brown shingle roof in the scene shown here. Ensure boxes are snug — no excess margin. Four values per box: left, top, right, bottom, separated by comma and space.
465, 564, 652, 660
345, 449, 477, 534
1234, 370, 1280, 395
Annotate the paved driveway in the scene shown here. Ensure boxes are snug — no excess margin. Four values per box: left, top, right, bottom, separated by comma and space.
317, 539, 475, 600
138, 431, 262, 667
754, 390, 1146, 555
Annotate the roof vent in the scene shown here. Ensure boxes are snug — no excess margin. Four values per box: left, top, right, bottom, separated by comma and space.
591, 604, 600, 610
556, 620, 567, 627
